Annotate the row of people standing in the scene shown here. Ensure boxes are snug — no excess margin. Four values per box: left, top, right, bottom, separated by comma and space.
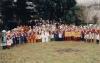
1, 24, 100, 49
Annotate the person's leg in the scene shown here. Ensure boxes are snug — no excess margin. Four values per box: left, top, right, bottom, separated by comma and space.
7, 45, 10, 49
2, 46, 7, 49
28, 37, 31, 43
71, 36, 73, 41
31, 38, 33, 43
58, 38, 60, 41
17, 37, 19, 44
12, 38, 15, 46
67, 37, 69, 41
96, 40, 99, 44
86, 39, 88, 43
42, 37, 44, 43
46, 37, 49, 42
24, 36, 27, 43
78, 37, 81, 41
60, 38, 62, 41
21, 36, 24, 44
33, 38, 36, 43
19, 37, 21, 44
15, 37, 18, 45
64, 37, 66, 41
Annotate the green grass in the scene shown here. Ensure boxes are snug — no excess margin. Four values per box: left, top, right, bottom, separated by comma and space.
0, 41, 100, 63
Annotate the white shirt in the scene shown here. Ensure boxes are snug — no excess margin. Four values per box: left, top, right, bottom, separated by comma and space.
96, 34, 100, 40
59, 33, 62, 38
7, 39, 13, 46
51, 34, 54, 38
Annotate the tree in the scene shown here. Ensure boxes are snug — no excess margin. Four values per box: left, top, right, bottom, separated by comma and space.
16, 0, 27, 25
74, 6, 86, 24
1, 0, 77, 28
93, 15, 98, 24
34, 0, 76, 21
1, 0, 14, 30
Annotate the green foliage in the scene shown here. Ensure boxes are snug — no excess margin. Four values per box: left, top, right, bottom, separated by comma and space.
64, 6, 86, 25
34, 0, 76, 21
93, 15, 98, 24
1, 0, 77, 27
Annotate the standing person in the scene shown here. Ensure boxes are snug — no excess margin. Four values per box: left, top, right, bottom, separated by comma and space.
23, 32, 27, 43
45, 31, 49, 42
91, 28, 96, 43
12, 32, 17, 46
31, 32, 37, 43
81, 30, 85, 41
84, 31, 88, 43
6, 36, 13, 49
50, 32, 55, 41
1, 30, 7, 49
91, 32, 94, 43
27, 28, 32, 43
58, 31, 63, 41
36, 32, 42, 42
54, 31, 59, 41
20, 32, 24, 44
6, 31, 13, 49
96, 32, 100, 44
88, 31, 91, 43
64, 30, 68, 41
15, 31, 19, 45
41, 31, 45, 43
89, 31, 93, 43
18, 32, 22, 44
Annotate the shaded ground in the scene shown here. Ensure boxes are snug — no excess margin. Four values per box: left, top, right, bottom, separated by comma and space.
0, 41, 100, 63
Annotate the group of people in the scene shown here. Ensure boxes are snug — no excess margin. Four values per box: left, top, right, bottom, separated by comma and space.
1, 22, 100, 49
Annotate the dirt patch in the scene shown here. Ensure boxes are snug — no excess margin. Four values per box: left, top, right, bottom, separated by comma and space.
56, 48, 82, 54
0, 52, 16, 63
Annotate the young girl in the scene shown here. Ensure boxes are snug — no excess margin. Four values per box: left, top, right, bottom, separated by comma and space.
7, 36, 13, 49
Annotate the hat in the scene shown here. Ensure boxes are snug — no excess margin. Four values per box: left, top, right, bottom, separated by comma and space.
2, 30, 6, 32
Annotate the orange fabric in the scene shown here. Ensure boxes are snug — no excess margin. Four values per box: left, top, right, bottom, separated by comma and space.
30, 32, 36, 43
27, 36, 32, 43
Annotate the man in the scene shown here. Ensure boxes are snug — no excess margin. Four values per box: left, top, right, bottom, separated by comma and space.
1, 30, 7, 49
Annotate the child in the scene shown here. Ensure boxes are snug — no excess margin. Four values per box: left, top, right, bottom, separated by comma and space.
7, 37, 13, 49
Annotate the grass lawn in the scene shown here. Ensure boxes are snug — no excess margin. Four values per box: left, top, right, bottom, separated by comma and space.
0, 41, 100, 63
